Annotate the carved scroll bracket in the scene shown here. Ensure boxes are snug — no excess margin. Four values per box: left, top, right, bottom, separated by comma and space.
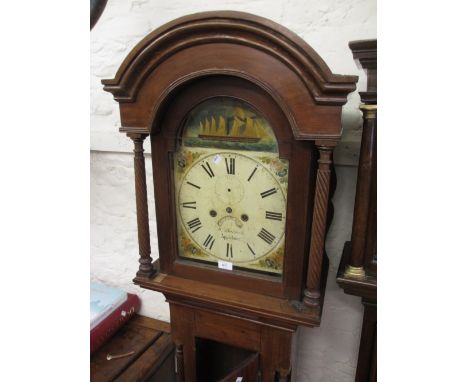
303, 142, 336, 307
127, 132, 156, 278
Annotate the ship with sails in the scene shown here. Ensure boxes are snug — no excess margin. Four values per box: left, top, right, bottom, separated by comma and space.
198, 107, 262, 143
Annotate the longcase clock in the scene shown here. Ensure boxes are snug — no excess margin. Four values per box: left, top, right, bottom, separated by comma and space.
102, 11, 357, 381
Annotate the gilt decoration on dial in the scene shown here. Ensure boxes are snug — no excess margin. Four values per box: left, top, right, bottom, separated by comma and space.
174, 97, 289, 275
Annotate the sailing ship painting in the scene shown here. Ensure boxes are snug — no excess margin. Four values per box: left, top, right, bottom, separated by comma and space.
181, 97, 278, 152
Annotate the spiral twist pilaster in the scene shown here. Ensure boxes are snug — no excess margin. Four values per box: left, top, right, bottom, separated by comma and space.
304, 146, 333, 307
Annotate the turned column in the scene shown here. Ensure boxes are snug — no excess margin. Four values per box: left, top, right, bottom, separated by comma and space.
175, 344, 185, 382
128, 133, 156, 278
345, 105, 377, 279
303, 143, 335, 307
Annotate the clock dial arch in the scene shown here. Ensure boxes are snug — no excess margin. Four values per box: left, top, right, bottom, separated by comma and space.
149, 76, 314, 299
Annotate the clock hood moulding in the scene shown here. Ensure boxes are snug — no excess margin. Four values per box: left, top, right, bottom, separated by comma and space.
100, 11, 358, 326
102, 11, 358, 141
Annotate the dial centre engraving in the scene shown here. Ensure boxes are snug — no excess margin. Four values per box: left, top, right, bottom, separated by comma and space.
217, 216, 244, 242
215, 175, 244, 204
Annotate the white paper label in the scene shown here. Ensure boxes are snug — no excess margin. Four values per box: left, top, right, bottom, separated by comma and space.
236, 378, 243, 382
218, 260, 233, 270
213, 154, 222, 164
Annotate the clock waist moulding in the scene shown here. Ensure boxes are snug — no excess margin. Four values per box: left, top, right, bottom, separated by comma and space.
102, 11, 357, 381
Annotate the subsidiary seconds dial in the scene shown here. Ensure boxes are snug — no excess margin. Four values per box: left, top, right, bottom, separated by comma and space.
178, 152, 286, 263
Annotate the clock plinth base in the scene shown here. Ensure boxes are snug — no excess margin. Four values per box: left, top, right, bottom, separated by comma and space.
134, 270, 321, 381
134, 270, 323, 329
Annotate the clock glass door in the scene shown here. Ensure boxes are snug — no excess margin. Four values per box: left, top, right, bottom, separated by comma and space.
173, 97, 289, 276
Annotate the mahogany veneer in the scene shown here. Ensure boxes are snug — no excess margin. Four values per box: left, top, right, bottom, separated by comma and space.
103, 12, 357, 381
337, 39, 377, 382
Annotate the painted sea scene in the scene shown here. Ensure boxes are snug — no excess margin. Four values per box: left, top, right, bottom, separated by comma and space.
181, 97, 278, 153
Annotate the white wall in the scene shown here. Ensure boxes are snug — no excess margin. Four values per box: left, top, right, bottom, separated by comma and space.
91, 1, 376, 381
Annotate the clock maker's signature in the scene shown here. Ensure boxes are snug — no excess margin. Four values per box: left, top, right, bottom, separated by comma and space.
217, 216, 244, 241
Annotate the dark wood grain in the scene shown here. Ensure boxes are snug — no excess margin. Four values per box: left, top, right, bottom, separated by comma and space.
337, 38, 377, 382
348, 39, 377, 104
129, 133, 156, 278
115, 333, 175, 382
196, 339, 259, 382
337, 242, 376, 301
355, 301, 377, 382
102, 11, 357, 139
90, 315, 174, 382
349, 109, 376, 270
151, 76, 313, 300
90, 0, 108, 30
137, 270, 321, 328
102, 11, 357, 381
175, 344, 185, 382
217, 353, 259, 382
170, 302, 295, 382
304, 144, 335, 307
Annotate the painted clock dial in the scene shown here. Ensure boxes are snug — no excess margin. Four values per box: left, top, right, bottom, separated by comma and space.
174, 97, 289, 275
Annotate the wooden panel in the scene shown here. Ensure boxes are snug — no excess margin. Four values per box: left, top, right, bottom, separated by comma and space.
122, 43, 343, 138
260, 326, 293, 382
150, 75, 313, 301
196, 338, 259, 382
355, 302, 377, 382
194, 310, 261, 351
218, 353, 259, 382
131, 314, 171, 333
137, 272, 321, 329
100, 12, 358, 381
169, 304, 197, 382
90, 322, 162, 382
116, 333, 175, 382
103, 12, 358, 138
336, 242, 376, 300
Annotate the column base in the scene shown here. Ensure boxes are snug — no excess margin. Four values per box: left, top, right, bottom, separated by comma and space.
303, 289, 321, 307
344, 265, 366, 280
136, 268, 157, 279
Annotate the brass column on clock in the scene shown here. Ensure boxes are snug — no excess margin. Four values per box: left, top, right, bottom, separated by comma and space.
103, 12, 357, 381
337, 39, 377, 382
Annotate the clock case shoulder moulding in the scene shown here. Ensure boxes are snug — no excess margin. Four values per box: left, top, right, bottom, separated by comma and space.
102, 11, 357, 336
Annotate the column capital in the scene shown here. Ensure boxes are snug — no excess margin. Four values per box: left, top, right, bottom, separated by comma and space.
360, 104, 377, 119
127, 132, 149, 141
315, 139, 338, 149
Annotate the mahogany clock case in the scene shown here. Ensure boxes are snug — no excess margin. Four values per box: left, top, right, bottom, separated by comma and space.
102, 10, 358, 318
101, 12, 359, 381
152, 75, 315, 301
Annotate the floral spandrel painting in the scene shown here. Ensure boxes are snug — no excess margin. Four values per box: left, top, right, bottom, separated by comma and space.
181, 97, 278, 153
173, 97, 289, 275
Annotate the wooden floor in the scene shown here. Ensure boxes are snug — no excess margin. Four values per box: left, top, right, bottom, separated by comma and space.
91, 315, 176, 382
